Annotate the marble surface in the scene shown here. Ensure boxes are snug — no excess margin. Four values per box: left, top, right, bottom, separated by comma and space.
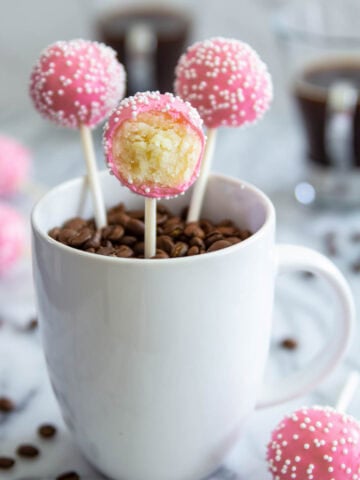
0, 105, 360, 480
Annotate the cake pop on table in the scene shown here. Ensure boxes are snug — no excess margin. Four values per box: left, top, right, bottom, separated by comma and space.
103, 91, 205, 258
174, 37, 273, 222
267, 373, 360, 480
0, 135, 31, 197
0, 203, 26, 275
29, 39, 126, 228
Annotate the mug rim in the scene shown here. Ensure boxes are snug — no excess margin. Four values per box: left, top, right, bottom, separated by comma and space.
31, 172, 275, 267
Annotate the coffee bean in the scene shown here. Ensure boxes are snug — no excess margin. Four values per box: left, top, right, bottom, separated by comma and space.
38, 424, 57, 439
217, 219, 235, 227
171, 242, 188, 257
108, 211, 129, 226
63, 217, 88, 230
156, 213, 168, 225
157, 235, 174, 255
163, 224, 184, 237
227, 236, 241, 245
56, 471, 80, 480
238, 230, 252, 240
115, 246, 134, 258
205, 232, 224, 247
152, 249, 169, 259
58, 228, 77, 244
188, 246, 200, 256
180, 206, 189, 220
106, 225, 125, 242
133, 242, 145, 255
207, 240, 232, 252
184, 223, 205, 239
26, 317, 38, 331
0, 457, 15, 469
126, 218, 145, 236
280, 338, 298, 350
48, 227, 61, 240
217, 226, 236, 236
199, 219, 215, 234
164, 216, 183, 229
68, 228, 93, 247
84, 230, 102, 249
121, 235, 137, 246
189, 236, 205, 249
127, 209, 144, 219
16, 444, 40, 458
0, 397, 15, 413
97, 246, 116, 256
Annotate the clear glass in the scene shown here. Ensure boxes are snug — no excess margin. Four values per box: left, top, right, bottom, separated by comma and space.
274, 0, 360, 208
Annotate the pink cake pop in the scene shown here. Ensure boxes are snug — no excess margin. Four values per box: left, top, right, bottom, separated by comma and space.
174, 37, 273, 129
267, 406, 360, 480
103, 91, 205, 198
0, 203, 26, 274
30, 39, 125, 129
30, 39, 126, 229
104, 91, 205, 258
0, 135, 31, 196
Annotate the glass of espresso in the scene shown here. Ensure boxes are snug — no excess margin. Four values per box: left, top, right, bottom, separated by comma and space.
275, 0, 360, 207
95, 4, 191, 96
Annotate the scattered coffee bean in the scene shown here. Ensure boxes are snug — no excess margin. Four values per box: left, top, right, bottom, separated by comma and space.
26, 317, 39, 331
38, 424, 57, 439
49, 203, 253, 259
56, 471, 80, 480
302, 271, 315, 279
324, 231, 337, 257
16, 444, 40, 458
280, 338, 298, 350
0, 457, 15, 469
0, 397, 15, 413
207, 240, 232, 252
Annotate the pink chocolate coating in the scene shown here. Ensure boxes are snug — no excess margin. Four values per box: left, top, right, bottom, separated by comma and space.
0, 135, 31, 196
0, 203, 26, 274
267, 406, 360, 480
30, 39, 126, 129
103, 91, 205, 198
174, 37, 273, 128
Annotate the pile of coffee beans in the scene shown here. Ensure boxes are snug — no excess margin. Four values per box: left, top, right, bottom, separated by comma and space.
48, 203, 252, 259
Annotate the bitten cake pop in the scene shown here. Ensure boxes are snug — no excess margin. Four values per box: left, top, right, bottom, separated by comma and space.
0, 135, 31, 197
30, 39, 126, 228
0, 203, 26, 274
267, 406, 360, 480
174, 37, 273, 222
104, 91, 205, 257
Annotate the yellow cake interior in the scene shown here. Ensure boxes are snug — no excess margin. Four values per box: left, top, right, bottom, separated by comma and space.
112, 112, 202, 189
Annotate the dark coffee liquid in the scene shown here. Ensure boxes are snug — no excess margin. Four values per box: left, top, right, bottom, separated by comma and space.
295, 61, 360, 168
97, 8, 191, 95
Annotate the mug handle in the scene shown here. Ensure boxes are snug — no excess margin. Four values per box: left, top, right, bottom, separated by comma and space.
256, 244, 355, 408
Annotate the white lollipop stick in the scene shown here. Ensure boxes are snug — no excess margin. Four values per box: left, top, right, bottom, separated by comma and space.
79, 124, 107, 229
336, 371, 360, 413
145, 197, 157, 258
187, 128, 217, 223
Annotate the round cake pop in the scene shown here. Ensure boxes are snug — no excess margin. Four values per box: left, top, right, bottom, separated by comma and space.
174, 37, 272, 128
103, 91, 205, 198
30, 39, 126, 129
0, 203, 26, 274
267, 405, 360, 480
0, 135, 31, 196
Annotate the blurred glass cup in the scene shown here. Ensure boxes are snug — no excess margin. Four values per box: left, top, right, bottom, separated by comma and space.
274, 0, 360, 208
94, 1, 192, 95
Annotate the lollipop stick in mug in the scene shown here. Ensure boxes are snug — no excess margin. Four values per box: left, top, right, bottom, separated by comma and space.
103, 92, 205, 258
174, 37, 273, 223
30, 39, 126, 229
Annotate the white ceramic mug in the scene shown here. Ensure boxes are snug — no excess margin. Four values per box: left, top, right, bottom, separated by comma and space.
31, 172, 354, 480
